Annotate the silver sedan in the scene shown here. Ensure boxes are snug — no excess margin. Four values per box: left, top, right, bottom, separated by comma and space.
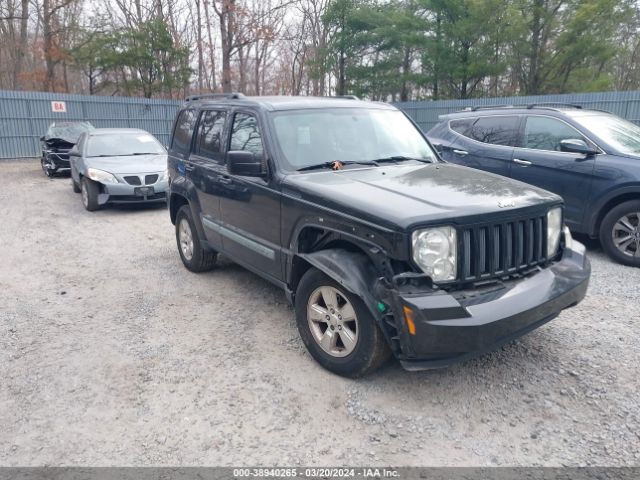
69, 128, 168, 211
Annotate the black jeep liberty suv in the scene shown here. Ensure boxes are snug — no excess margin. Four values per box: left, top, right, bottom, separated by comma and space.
167, 94, 590, 377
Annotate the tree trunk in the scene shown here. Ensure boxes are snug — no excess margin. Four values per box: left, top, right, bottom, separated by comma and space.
13, 0, 29, 90
196, 0, 204, 91
43, 0, 55, 92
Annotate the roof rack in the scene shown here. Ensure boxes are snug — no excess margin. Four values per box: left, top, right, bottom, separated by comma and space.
185, 92, 246, 102
465, 102, 583, 112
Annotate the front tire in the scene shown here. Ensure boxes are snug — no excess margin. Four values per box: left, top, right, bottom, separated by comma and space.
41, 156, 56, 177
175, 205, 217, 272
600, 200, 640, 267
295, 268, 390, 377
81, 177, 100, 211
71, 175, 81, 193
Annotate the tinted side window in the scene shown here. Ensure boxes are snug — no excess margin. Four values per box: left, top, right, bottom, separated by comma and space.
451, 116, 518, 146
171, 109, 197, 155
450, 118, 474, 137
468, 116, 518, 146
229, 113, 264, 157
524, 116, 587, 151
195, 110, 226, 160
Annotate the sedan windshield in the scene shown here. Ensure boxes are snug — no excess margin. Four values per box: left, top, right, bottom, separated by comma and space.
87, 133, 165, 157
271, 108, 437, 171
571, 113, 640, 156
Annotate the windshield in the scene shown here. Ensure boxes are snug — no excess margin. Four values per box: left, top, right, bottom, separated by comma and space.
47, 122, 94, 141
86, 132, 165, 157
571, 114, 640, 156
270, 108, 437, 171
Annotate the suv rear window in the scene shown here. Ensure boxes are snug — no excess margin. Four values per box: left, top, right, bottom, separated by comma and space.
450, 116, 518, 146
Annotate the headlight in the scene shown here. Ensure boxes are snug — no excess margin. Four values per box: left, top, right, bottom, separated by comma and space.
412, 226, 457, 282
87, 168, 120, 184
547, 207, 562, 258
159, 169, 169, 182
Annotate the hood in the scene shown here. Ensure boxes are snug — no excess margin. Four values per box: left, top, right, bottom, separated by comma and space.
85, 154, 167, 175
44, 138, 75, 149
283, 163, 561, 231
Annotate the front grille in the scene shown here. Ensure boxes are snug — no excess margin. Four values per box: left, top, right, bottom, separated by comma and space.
124, 176, 141, 185
145, 174, 159, 185
460, 214, 547, 282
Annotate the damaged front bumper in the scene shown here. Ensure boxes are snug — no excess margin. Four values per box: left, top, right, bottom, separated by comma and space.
383, 239, 590, 370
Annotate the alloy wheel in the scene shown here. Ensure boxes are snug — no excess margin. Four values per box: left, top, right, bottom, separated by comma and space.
179, 218, 194, 261
612, 212, 640, 258
307, 286, 358, 358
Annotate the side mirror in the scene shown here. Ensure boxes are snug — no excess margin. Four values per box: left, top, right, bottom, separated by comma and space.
68, 147, 80, 157
227, 150, 264, 177
40, 136, 45, 142
560, 139, 598, 156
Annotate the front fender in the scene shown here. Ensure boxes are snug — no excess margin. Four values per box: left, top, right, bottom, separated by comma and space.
297, 249, 381, 320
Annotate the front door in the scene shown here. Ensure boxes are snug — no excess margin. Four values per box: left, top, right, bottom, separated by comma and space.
218, 111, 283, 281
511, 115, 596, 231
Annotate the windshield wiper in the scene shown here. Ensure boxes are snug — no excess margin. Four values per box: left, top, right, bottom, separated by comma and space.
297, 160, 379, 172
131, 152, 160, 155
371, 155, 434, 164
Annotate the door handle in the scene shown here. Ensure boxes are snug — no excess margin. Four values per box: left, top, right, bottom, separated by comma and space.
184, 164, 195, 172
513, 158, 532, 166
453, 149, 468, 156
219, 176, 232, 185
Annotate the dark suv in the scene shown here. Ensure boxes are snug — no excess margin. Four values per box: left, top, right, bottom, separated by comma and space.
167, 94, 590, 377
427, 104, 640, 267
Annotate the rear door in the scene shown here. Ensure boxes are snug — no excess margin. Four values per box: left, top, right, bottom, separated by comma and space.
188, 109, 229, 248
511, 115, 596, 230
441, 115, 520, 178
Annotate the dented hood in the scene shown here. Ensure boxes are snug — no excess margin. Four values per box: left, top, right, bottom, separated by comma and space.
283, 163, 561, 231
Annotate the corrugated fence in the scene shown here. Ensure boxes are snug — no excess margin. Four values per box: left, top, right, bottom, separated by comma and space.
2, 89, 640, 159
0, 90, 181, 159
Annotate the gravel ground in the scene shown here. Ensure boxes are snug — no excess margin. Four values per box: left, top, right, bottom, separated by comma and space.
1, 159, 639, 467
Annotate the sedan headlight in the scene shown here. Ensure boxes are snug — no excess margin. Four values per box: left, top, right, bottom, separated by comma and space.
87, 168, 120, 184
412, 226, 457, 282
159, 168, 169, 182
547, 207, 562, 258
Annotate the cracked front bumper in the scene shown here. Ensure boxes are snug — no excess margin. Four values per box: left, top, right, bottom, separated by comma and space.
390, 240, 590, 370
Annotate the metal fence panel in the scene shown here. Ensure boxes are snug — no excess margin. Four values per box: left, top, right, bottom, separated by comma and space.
394, 90, 640, 133
2, 89, 640, 159
0, 90, 181, 159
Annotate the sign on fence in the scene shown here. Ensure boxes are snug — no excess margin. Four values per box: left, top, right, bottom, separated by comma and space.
51, 101, 67, 113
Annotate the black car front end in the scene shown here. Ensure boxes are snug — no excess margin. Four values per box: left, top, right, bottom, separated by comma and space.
41, 138, 74, 171
378, 225, 590, 370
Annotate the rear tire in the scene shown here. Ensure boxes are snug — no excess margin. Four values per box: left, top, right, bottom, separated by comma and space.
295, 267, 390, 377
175, 205, 217, 272
600, 200, 640, 267
81, 177, 100, 211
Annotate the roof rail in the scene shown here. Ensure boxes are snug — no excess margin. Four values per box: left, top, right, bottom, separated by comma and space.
185, 92, 246, 102
525, 102, 582, 109
333, 95, 359, 100
462, 102, 583, 112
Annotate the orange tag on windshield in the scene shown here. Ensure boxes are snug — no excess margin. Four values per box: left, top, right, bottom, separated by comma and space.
331, 161, 344, 171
